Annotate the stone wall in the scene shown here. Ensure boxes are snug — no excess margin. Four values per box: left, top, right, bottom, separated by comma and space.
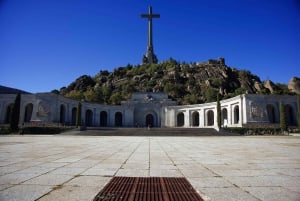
0, 93, 298, 128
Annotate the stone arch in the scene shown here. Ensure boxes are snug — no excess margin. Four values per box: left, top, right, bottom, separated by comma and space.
234, 105, 239, 124
266, 104, 276, 123
192, 111, 199, 127
115, 112, 122, 127
207, 110, 214, 126
100, 111, 108, 127
85, 109, 93, 127
145, 114, 154, 127
285, 104, 295, 126
177, 112, 184, 127
60, 104, 66, 124
221, 108, 228, 126
24, 103, 33, 122
71, 107, 77, 125
5, 103, 14, 123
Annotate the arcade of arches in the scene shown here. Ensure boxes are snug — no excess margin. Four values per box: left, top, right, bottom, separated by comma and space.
0, 93, 298, 129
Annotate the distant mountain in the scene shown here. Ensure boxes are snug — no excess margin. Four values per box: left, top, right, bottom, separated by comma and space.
0, 85, 31, 94
53, 58, 297, 105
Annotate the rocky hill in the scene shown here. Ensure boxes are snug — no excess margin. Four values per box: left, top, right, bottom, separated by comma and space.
53, 58, 298, 105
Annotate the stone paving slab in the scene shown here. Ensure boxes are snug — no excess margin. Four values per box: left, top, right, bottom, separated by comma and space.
0, 135, 299, 201
65, 175, 110, 187
38, 186, 100, 201
0, 184, 53, 201
200, 187, 260, 201
23, 174, 74, 186
242, 187, 300, 201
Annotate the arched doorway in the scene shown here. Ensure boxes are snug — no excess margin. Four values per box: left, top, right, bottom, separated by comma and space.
145, 114, 154, 127
85, 109, 93, 126
115, 112, 122, 127
177, 112, 184, 127
266, 104, 276, 123
71, 107, 77, 125
24, 103, 33, 122
100, 111, 108, 127
207, 110, 214, 126
192, 111, 199, 126
5, 103, 14, 123
221, 108, 228, 126
234, 106, 239, 124
285, 104, 295, 126
60, 104, 66, 124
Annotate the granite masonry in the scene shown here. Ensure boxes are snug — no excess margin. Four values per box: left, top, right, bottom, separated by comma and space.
0, 92, 298, 129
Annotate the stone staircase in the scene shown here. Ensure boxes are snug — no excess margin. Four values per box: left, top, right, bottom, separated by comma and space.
73, 127, 240, 136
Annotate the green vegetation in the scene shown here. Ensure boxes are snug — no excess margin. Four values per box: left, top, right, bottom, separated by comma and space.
0, 126, 12, 134
53, 58, 294, 105
274, 83, 293, 95
10, 93, 21, 131
21, 126, 72, 134
298, 95, 300, 130
0, 125, 73, 135
223, 127, 282, 135
280, 102, 287, 132
76, 102, 82, 127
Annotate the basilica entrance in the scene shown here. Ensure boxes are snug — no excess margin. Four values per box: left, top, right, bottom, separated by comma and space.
145, 114, 154, 127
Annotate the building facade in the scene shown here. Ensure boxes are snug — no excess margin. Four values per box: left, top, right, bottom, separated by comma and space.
0, 92, 298, 128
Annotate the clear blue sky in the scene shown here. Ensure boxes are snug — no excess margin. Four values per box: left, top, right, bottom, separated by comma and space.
1, 0, 299, 93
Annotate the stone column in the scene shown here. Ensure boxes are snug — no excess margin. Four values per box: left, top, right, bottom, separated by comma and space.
108, 109, 114, 127
242, 95, 247, 124
200, 109, 205, 127
93, 108, 97, 127
0, 101, 3, 123
228, 104, 232, 126
184, 110, 190, 128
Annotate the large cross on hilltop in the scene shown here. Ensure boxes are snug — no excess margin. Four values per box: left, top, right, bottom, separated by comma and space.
141, 6, 160, 64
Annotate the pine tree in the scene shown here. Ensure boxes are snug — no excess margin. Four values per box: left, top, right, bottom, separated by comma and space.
280, 101, 287, 132
217, 94, 221, 129
76, 102, 82, 127
10, 93, 21, 131
297, 95, 300, 131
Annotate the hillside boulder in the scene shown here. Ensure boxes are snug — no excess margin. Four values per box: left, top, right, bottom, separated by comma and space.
288, 77, 300, 94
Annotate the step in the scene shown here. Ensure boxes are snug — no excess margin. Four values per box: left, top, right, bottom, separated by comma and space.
71, 128, 240, 136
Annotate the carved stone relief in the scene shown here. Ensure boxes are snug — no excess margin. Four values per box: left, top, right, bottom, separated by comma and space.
37, 101, 50, 117
250, 102, 266, 120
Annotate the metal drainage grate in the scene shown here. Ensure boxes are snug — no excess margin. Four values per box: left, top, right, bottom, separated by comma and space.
93, 177, 205, 201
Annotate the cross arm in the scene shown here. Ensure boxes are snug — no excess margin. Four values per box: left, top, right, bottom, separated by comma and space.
141, 14, 160, 18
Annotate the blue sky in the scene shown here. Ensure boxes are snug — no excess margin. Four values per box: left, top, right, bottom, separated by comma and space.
1, 0, 299, 93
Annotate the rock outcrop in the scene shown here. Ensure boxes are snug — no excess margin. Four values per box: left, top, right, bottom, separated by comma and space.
54, 58, 295, 104
264, 80, 277, 94
288, 77, 300, 94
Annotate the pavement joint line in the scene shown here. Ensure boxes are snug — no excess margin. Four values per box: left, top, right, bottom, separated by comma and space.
82, 141, 137, 175
120, 140, 144, 166
24, 141, 141, 200
156, 138, 184, 177
155, 139, 263, 200
148, 137, 151, 176
0, 136, 300, 201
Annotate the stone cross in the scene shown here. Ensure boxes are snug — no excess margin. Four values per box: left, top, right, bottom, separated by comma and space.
141, 6, 160, 64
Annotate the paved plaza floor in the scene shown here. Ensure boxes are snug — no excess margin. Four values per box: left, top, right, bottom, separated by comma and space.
0, 133, 299, 201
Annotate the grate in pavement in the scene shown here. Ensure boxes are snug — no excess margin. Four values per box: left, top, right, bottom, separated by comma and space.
93, 177, 205, 201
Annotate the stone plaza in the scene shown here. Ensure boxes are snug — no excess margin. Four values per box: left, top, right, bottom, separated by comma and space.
0, 133, 299, 201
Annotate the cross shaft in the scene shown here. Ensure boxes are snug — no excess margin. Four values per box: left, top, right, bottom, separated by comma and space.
141, 6, 160, 64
